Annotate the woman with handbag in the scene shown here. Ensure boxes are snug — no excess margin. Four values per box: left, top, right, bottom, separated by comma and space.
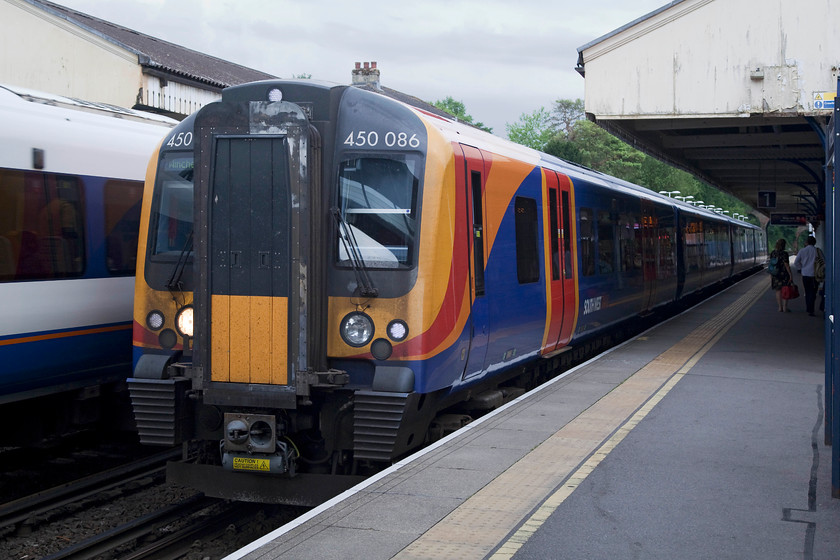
769, 238, 794, 312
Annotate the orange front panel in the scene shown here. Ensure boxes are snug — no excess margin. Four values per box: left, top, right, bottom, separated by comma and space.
211, 294, 288, 384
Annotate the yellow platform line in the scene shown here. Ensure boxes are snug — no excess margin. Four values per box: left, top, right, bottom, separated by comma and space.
395, 280, 767, 560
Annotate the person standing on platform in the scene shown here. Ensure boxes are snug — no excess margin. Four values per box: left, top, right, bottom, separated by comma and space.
770, 238, 793, 312
794, 236, 818, 316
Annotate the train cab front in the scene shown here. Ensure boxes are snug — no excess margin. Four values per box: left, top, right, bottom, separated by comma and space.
127, 81, 446, 502
128, 112, 197, 447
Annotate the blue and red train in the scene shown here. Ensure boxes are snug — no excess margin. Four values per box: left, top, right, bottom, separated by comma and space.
128, 81, 766, 502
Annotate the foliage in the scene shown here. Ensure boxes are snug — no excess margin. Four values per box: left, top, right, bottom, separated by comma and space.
506, 107, 554, 150
550, 98, 585, 137
292, 73, 311, 79
432, 97, 493, 133
504, 97, 758, 222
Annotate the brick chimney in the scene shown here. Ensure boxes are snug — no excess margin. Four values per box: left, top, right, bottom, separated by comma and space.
352, 61, 380, 90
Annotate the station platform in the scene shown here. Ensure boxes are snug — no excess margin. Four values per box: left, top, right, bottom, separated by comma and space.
226, 271, 840, 560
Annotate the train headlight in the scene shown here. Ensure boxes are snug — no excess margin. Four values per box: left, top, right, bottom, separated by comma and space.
387, 320, 408, 342
175, 305, 194, 338
340, 312, 374, 347
146, 310, 165, 331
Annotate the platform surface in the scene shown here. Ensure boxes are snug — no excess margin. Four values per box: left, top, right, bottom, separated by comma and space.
227, 272, 839, 560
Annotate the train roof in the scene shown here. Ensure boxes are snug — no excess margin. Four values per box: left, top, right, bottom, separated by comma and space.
0, 83, 178, 126
357, 87, 759, 231
0, 83, 175, 179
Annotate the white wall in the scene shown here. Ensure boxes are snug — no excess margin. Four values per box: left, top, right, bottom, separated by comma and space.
1, 0, 142, 108
580, 0, 840, 119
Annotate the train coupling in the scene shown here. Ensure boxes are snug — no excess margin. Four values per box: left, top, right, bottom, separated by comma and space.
220, 413, 298, 475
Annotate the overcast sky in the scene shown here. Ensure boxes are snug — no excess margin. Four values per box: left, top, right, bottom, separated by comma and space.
55, 0, 667, 135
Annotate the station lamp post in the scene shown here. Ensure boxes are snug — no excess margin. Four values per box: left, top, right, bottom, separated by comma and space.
659, 190, 680, 197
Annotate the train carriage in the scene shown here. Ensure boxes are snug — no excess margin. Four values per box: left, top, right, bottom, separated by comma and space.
128, 80, 765, 503
0, 84, 173, 441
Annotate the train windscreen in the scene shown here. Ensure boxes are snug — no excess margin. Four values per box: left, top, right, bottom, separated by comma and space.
336, 154, 421, 269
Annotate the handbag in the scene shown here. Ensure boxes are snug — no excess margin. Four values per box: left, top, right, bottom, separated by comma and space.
782, 284, 800, 300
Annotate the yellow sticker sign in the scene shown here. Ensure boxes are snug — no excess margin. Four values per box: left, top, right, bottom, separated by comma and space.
814, 92, 836, 110
232, 456, 271, 472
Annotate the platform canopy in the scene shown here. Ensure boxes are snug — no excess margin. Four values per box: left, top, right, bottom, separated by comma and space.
576, 0, 839, 226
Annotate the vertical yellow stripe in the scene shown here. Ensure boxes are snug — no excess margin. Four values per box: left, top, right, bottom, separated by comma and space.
211, 294, 230, 382
229, 295, 251, 382
272, 297, 289, 385
249, 297, 272, 384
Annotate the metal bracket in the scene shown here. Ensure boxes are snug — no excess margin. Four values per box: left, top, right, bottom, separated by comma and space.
295, 369, 349, 404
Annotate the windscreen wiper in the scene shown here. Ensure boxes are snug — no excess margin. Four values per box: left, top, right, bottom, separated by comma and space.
331, 207, 378, 298
167, 229, 193, 293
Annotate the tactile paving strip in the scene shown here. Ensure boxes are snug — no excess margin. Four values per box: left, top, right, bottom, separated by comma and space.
395, 280, 768, 559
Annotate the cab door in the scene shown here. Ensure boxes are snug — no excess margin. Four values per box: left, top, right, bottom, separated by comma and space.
459, 144, 489, 379
193, 99, 315, 409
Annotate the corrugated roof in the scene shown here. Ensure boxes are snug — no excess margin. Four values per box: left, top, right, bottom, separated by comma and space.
27, 0, 277, 88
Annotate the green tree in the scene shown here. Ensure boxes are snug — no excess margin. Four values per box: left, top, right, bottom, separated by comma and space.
432, 97, 492, 133
544, 136, 583, 163
550, 98, 585, 137
506, 107, 555, 150
567, 120, 644, 180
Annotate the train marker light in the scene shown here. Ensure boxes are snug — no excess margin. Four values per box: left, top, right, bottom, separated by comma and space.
387, 319, 408, 342
146, 310, 165, 331
268, 88, 283, 102
175, 305, 194, 337
340, 312, 374, 347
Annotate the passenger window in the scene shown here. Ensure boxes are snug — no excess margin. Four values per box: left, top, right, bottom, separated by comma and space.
0, 169, 85, 281
597, 210, 615, 275
514, 197, 539, 284
561, 191, 572, 279
579, 208, 594, 277
105, 180, 144, 275
548, 189, 560, 281
619, 212, 640, 272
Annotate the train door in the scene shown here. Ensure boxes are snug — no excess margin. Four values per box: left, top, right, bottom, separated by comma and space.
459, 144, 489, 379
208, 136, 291, 386
641, 200, 657, 311
191, 99, 316, 407
544, 170, 577, 352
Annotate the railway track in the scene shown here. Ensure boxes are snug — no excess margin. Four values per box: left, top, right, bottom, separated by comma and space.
1, 446, 306, 559
0, 448, 182, 534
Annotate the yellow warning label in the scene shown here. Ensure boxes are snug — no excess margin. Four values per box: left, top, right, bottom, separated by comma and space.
232, 456, 271, 472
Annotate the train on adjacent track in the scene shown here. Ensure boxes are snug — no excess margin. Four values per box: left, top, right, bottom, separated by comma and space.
128, 80, 766, 503
0, 84, 173, 442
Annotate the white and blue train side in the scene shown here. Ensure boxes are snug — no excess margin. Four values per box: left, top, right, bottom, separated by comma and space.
0, 84, 173, 441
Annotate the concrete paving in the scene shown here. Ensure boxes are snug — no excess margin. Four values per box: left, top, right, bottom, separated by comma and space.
226, 273, 839, 560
